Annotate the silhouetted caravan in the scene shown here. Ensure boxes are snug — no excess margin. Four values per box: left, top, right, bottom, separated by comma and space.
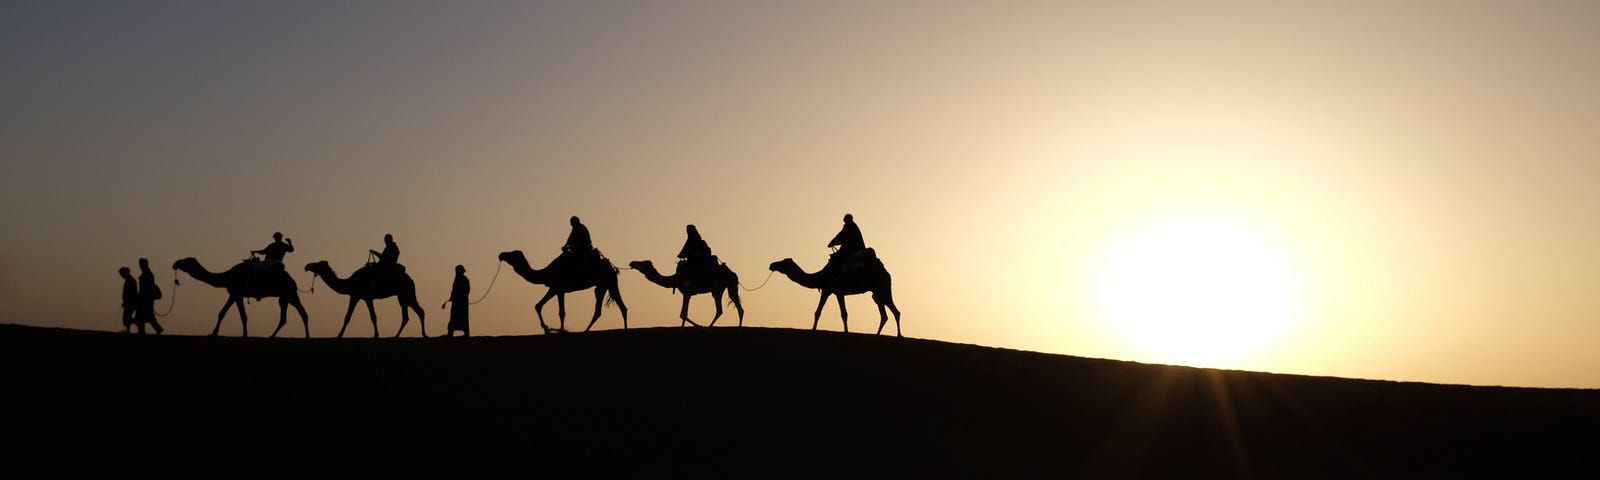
173, 257, 310, 337
304, 260, 427, 338
498, 250, 628, 333
628, 260, 745, 327
770, 254, 901, 336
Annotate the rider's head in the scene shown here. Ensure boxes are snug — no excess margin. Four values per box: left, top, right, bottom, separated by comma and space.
686, 224, 698, 235
570, 216, 581, 226
119, 267, 131, 277
273, 232, 283, 241
843, 213, 854, 223
455, 265, 465, 275
385, 233, 393, 243
138, 258, 149, 269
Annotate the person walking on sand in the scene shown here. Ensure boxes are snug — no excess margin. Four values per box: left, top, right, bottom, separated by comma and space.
133, 258, 165, 335
441, 265, 470, 337
119, 267, 137, 333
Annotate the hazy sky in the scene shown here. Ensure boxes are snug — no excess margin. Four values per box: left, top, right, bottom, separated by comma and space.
4, 1, 1599, 388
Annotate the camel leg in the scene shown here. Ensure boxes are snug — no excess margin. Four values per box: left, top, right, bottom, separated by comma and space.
292, 297, 310, 338
678, 294, 701, 327
338, 297, 358, 338
211, 299, 233, 336
883, 302, 896, 336
236, 299, 250, 337
534, 290, 558, 333
557, 293, 569, 331
395, 299, 410, 338
610, 283, 628, 329
728, 286, 745, 327
412, 298, 427, 338
836, 293, 849, 333
873, 288, 901, 337
272, 298, 288, 338
887, 301, 902, 338
708, 291, 724, 327
812, 292, 828, 331
584, 289, 606, 332
365, 299, 379, 338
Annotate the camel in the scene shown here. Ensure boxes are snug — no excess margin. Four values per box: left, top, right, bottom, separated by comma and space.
304, 261, 427, 338
769, 256, 902, 336
627, 259, 745, 327
498, 250, 628, 333
172, 258, 310, 338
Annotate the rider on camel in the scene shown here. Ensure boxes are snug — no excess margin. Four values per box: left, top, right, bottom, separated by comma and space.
252, 232, 294, 264
828, 214, 865, 257
564, 216, 593, 254
678, 224, 714, 289
369, 233, 399, 266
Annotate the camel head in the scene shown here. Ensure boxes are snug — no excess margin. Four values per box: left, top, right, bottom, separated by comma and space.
769, 258, 799, 273
304, 261, 333, 277
172, 257, 200, 272
627, 260, 655, 273
497, 250, 527, 265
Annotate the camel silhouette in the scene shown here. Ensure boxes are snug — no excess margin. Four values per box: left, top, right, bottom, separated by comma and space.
304, 261, 427, 338
769, 257, 902, 336
498, 250, 628, 333
172, 258, 310, 337
627, 260, 746, 327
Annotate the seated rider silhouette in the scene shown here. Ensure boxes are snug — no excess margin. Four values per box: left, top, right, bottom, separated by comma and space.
678, 224, 715, 289
827, 214, 872, 274
562, 216, 595, 271
251, 232, 294, 271
828, 213, 866, 258
369, 233, 400, 267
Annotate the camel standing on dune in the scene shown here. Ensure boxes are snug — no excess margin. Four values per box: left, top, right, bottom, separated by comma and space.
628, 260, 745, 327
770, 257, 902, 336
172, 258, 310, 338
499, 250, 628, 333
304, 261, 427, 338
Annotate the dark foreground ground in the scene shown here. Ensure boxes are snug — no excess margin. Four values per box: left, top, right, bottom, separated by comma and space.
2, 324, 1597, 478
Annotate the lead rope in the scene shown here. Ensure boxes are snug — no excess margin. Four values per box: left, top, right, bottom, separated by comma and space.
740, 270, 777, 292
466, 261, 503, 306
299, 273, 317, 294
154, 269, 180, 317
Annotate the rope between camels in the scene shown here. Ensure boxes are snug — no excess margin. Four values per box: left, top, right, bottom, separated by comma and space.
466, 261, 503, 306
740, 270, 777, 292
298, 273, 317, 294
154, 270, 179, 317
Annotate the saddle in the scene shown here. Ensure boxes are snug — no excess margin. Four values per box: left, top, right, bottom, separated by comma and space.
241, 257, 285, 273
553, 248, 605, 276
357, 262, 407, 284
824, 248, 879, 276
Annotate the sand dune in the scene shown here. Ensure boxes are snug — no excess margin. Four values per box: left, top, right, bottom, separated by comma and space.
2, 324, 1594, 478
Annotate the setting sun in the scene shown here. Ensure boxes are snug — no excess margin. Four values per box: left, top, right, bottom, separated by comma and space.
1093, 214, 1304, 367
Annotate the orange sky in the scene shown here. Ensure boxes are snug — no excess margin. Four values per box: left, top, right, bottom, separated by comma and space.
3, 1, 1599, 388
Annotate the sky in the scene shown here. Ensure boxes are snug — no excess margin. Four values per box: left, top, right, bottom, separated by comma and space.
4, 0, 1599, 388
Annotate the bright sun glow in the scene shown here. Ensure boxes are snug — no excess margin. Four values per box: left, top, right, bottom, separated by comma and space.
1094, 214, 1304, 367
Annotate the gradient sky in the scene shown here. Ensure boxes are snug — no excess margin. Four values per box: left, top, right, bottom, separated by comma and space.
4, 1, 1599, 388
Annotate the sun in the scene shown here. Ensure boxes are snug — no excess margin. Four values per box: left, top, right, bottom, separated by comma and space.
1092, 214, 1304, 367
